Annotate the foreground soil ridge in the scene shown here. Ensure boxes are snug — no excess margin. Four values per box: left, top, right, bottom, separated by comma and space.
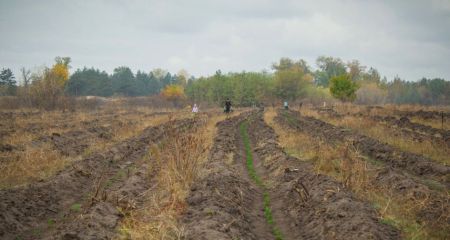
277, 109, 450, 236
182, 110, 400, 240
0, 117, 200, 239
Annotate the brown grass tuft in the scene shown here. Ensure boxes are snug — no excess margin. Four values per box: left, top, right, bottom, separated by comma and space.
117, 111, 242, 239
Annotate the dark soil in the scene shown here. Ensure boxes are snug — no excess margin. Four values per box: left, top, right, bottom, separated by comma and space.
33, 125, 113, 156
182, 111, 275, 239
0, 117, 199, 240
182, 110, 400, 240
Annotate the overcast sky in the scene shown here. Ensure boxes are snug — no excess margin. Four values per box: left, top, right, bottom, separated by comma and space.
1, 0, 449, 82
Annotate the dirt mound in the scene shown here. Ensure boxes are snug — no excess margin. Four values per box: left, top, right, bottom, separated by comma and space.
250, 113, 400, 240
0, 117, 199, 239
279, 110, 450, 187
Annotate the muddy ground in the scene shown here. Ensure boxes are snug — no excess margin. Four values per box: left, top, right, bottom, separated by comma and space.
0, 117, 200, 239
182, 110, 399, 239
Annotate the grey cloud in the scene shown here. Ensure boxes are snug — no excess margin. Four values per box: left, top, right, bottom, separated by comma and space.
0, 0, 449, 82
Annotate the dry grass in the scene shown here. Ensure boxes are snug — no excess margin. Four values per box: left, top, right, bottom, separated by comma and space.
0, 107, 187, 189
0, 144, 69, 189
301, 108, 450, 166
409, 116, 450, 131
117, 111, 242, 239
264, 108, 446, 239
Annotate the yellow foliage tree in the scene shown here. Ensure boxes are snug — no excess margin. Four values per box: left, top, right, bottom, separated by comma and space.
28, 57, 72, 109
161, 84, 186, 107
51, 56, 71, 87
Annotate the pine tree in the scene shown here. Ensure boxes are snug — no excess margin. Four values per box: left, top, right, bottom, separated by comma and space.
0, 68, 17, 95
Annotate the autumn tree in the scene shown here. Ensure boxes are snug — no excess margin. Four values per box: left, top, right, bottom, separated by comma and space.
161, 84, 186, 107
52, 57, 71, 86
329, 74, 359, 102
28, 57, 72, 109
273, 58, 314, 101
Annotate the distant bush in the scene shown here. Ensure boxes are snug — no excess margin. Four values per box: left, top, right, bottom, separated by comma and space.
330, 74, 359, 102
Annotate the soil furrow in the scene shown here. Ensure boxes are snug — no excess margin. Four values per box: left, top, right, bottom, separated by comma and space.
314, 106, 449, 146
276, 109, 450, 236
316, 106, 449, 146
182, 110, 399, 240
370, 115, 450, 146
248, 111, 400, 240
280, 110, 450, 187
182, 111, 277, 239
0, 117, 198, 239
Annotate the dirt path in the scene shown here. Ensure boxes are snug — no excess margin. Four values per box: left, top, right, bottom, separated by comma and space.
0, 117, 199, 239
182, 110, 399, 239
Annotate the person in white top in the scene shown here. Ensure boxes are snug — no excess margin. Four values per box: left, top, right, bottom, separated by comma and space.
192, 103, 199, 113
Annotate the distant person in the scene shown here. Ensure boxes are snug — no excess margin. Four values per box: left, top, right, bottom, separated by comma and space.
224, 98, 232, 114
284, 101, 289, 110
192, 103, 199, 113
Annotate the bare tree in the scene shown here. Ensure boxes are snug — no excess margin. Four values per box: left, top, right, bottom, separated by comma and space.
20, 67, 31, 87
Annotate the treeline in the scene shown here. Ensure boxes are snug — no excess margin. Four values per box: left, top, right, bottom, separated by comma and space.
2, 56, 450, 109
186, 57, 450, 106
385, 77, 450, 105
66, 67, 190, 97
185, 62, 330, 106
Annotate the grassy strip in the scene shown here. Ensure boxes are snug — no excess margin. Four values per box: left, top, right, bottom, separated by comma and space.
240, 121, 284, 240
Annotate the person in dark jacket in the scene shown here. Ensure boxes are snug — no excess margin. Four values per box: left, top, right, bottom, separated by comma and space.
224, 98, 232, 114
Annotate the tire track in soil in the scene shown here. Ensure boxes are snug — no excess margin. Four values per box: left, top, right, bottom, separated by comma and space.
0, 117, 200, 240
277, 110, 450, 235
182, 110, 399, 240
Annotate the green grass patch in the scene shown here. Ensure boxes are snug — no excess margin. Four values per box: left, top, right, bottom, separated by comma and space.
240, 121, 284, 240
70, 203, 82, 212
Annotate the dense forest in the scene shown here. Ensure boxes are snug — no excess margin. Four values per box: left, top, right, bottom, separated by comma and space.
1, 56, 449, 107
